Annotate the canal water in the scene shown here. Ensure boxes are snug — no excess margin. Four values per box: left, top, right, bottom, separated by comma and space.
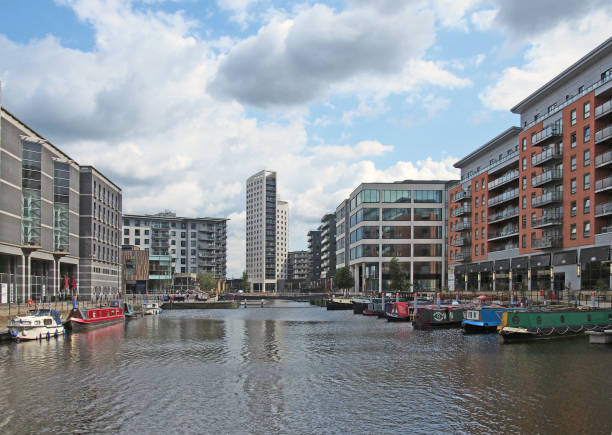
0, 301, 610, 434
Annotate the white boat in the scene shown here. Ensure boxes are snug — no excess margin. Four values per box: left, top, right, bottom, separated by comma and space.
144, 302, 162, 315
8, 309, 65, 341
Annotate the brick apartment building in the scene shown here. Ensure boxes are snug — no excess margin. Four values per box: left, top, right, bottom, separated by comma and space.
449, 37, 612, 293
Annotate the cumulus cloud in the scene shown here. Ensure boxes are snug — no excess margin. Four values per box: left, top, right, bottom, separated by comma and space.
479, 10, 612, 111
209, 2, 457, 107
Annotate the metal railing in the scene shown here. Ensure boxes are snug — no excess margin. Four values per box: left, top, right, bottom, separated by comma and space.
532, 214, 563, 228
595, 124, 612, 144
532, 148, 563, 166
595, 176, 612, 192
487, 227, 519, 241
452, 205, 472, 217
532, 124, 562, 146
595, 98, 612, 118
488, 169, 519, 191
532, 237, 562, 249
532, 170, 563, 187
488, 188, 520, 207
488, 207, 520, 223
595, 201, 612, 217
595, 150, 612, 168
455, 220, 472, 231
532, 191, 563, 207
453, 190, 472, 202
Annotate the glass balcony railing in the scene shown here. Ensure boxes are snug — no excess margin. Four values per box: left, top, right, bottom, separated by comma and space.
488, 170, 519, 191
532, 170, 563, 187
450, 237, 471, 247
595, 124, 612, 144
532, 214, 563, 228
455, 220, 472, 231
595, 98, 612, 118
453, 190, 472, 202
595, 201, 612, 217
488, 188, 519, 207
595, 150, 612, 168
532, 237, 562, 249
454, 250, 471, 262
532, 191, 563, 208
452, 205, 472, 217
487, 227, 519, 241
460, 151, 519, 184
595, 176, 612, 192
532, 124, 562, 146
532, 148, 563, 167
488, 207, 520, 224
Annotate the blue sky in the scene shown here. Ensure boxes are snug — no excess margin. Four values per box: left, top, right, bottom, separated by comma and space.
1, 0, 611, 277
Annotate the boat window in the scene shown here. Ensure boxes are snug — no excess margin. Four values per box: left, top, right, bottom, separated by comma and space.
111, 310, 114, 316
512, 315, 520, 325
105, 311, 109, 316
92, 312, 97, 318
44, 319, 52, 326
536, 316, 542, 325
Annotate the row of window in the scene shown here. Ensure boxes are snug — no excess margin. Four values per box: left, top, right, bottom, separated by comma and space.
349, 243, 443, 260
349, 225, 443, 242
349, 208, 443, 226
349, 189, 443, 210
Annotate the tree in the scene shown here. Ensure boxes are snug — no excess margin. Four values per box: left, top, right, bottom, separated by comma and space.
197, 272, 217, 293
334, 267, 353, 291
389, 257, 408, 292
241, 271, 250, 292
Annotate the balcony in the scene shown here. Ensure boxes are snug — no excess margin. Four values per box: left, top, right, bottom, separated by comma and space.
532, 148, 563, 167
454, 251, 471, 262
595, 176, 612, 193
488, 151, 520, 175
532, 170, 563, 188
488, 170, 519, 191
532, 191, 563, 208
595, 150, 612, 168
532, 124, 562, 146
487, 227, 519, 241
595, 98, 612, 119
451, 237, 471, 247
532, 237, 562, 250
595, 201, 612, 217
452, 190, 472, 202
598, 224, 612, 234
455, 220, 472, 231
488, 188, 519, 208
595, 125, 612, 144
532, 214, 563, 229
488, 207, 519, 224
452, 205, 472, 217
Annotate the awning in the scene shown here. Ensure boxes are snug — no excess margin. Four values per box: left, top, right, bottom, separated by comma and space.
494, 259, 510, 271
479, 261, 493, 272
553, 250, 577, 266
454, 265, 466, 274
580, 246, 610, 264
467, 263, 479, 274
530, 253, 551, 268
511, 256, 528, 269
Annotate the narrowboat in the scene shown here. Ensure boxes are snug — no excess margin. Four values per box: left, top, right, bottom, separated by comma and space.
123, 302, 138, 319
66, 302, 124, 331
363, 301, 382, 316
352, 298, 371, 314
8, 309, 65, 341
386, 302, 412, 322
498, 308, 612, 343
462, 306, 511, 333
326, 298, 353, 310
413, 305, 468, 329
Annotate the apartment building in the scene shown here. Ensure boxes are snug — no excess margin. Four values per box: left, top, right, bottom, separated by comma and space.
337, 180, 456, 294
320, 213, 337, 279
307, 229, 322, 280
245, 170, 289, 292
449, 37, 612, 293
122, 212, 227, 290
0, 106, 121, 302
287, 250, 311, 282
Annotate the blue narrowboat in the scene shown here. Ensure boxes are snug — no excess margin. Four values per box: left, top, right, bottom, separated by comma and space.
462, 306, 511, 333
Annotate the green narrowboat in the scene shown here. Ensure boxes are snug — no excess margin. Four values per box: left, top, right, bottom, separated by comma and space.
498, 308, 612, 343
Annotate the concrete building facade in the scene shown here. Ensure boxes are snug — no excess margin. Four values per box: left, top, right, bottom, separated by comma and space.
122, 212, 227, 283
320, 213, 336, 279
0, 106, 121, 302
449, 37, 612, 293
337, 180, 456, 294
245, 170, 289, 292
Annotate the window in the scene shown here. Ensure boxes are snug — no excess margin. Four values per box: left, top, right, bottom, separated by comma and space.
123, 229, 129, 235
571, 178, 577, 194
475, 182, 479, 192
584, 221, 591, 237
522, 234, 526, 248
584, 173, 590, 190
190, 249, 196, 255
475, 245, 479, 256
481, 196, 485, 206
570, 155, 577, 171
413, 226, 442, 239
382, 190, 410, 203
570, 224, 577, 240
481, 211, 485, 221
584, 126, 590, 142
584, 149, 590, 166
570, 109, 576, 125
413, 244, 442, 257
474, 214, 479, 224
123, 238, 129, 244
144, 239, 149, 244
191, 232, 196, 238
181, 249, 186, 255
531, 212, 536, 226
570, 133, 576, 148
578, 85, 584, 93
584, 197, 590, 214
570, 201, 577, 217
531, 132, 536, 144
522, 196, 527, 209
413, 208, 442, 221
382, 226, 411, 239
181, 232, 186, 238
171, 240, 176, 245
522, 157, 527, 170
135, 229, 140, 236
475, 230, 479, 240
522, 176, 527, 190
181, 241, 186, 247
144, 229, 149, 235
522, 215, 527, 229
191, 223, 196, 229
522, 138, 527, 151
135, 238, 140, 245
481, 228, 485, 239
482, 179, 485, 189
584, 102, 590, 118
414, 190, 442, 203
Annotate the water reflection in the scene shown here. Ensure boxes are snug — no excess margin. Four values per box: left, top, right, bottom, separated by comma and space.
0, 303, 609, 434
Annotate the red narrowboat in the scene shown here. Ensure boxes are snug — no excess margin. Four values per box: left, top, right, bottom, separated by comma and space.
66, 302, 124, 331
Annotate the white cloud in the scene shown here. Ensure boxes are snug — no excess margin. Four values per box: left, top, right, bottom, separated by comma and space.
217, 0, 258, 27
479, 11, 612, 111
421, 94, 451, 119
310, 140, 393, 159
470, 9, 497, 31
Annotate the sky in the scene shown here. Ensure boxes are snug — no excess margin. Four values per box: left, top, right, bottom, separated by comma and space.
1, 0, 611, 278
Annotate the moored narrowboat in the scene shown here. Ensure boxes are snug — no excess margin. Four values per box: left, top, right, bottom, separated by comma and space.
386, 302, 412, 322
352, 297, 372, 314
413, 305, 468, 329
326, 298, 353, 310
498, 308, 612, 343
66, 303, 124, 331
462, 306, 511, 333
